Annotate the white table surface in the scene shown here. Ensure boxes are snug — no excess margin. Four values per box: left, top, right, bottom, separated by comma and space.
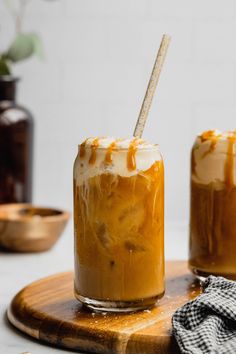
0, 221, 188, 354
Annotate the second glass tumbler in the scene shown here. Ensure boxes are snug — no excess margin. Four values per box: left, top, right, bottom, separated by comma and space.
189, 130, 236, 280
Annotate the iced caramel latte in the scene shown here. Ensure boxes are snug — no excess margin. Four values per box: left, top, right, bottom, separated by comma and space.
74, 137, 164, 311
189, 130, 236, 279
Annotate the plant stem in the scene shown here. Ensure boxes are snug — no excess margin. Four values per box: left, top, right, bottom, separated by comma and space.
16, 0, 30, 33
4, 0, 31, 33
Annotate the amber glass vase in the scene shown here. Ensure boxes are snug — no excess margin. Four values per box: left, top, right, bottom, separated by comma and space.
0, 76, 33, 203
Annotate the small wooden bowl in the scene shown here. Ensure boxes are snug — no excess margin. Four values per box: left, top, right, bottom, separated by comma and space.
0, 204, 70, 252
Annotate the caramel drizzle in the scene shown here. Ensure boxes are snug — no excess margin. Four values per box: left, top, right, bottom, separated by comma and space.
202, 138, 218, 158
224, 132, 236, 188
209, 137, 218, 152
79, 137, 145, 170
201, 130, 221, 157
79, 138, 90, 158
105, 141, 117, 164
200, 130, 217, 142
89, 137, 100, 164
127, 138, 143, 171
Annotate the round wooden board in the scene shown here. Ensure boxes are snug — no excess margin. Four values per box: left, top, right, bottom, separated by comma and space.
8, 261, 200, 354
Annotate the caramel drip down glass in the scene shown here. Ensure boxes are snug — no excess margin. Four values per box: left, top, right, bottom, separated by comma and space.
73, 141, 164, 312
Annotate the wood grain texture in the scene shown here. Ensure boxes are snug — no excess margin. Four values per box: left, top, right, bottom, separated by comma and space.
0, 204, 70, 252
7, 261, 201, 354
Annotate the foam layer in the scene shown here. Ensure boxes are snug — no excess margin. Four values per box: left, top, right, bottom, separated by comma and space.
192, 130, 236, 186
74, 137, 162, 185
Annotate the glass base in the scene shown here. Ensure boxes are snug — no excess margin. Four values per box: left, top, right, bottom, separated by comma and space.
189, 264, 236, 281
75, 292, 164, 313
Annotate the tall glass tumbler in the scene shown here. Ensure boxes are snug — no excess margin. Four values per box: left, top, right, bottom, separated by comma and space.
189, 130, 236, 280
74, 137, 164, 312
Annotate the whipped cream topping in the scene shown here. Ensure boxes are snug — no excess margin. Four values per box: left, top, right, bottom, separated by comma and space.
192, 130, 236, 186
74, 137, 162, 185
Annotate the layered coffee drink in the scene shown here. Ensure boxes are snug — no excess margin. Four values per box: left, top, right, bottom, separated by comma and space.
189, 130, 236, 279
73, 137, 164, 311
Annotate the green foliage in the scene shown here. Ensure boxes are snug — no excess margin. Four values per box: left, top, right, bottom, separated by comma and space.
7, 32, 44, 62
0, 32, 44, 75
28, 33, 44, 60
0, 57, 11, 75
0, 0, 50, 76
7, 33, 35, 62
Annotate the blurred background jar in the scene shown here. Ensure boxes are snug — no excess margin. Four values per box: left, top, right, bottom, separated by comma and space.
189, 130, 236, 280
0, 76, 33, 203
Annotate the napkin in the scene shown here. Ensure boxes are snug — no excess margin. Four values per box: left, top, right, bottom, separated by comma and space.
172, 276, 236, 354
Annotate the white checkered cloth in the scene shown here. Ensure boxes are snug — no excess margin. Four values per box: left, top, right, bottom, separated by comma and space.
172, 276, 236, 354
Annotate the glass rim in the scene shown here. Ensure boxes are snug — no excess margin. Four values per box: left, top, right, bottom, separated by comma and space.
77, 144, 160, 151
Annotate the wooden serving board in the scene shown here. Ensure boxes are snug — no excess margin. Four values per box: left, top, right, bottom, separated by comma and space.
8, 261, 201, 354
